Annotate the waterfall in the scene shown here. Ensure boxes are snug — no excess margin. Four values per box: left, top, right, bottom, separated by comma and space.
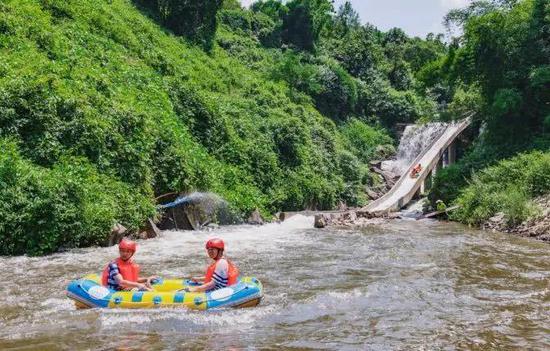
382, 122, 447, 176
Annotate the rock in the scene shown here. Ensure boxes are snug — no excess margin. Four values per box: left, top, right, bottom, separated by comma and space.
489, 212, 505, 223
371, 166, 384, 174
366, 188, 379, 200
375, 144, 395, 159
387, 212, 401, 219
247, 208, 264, 225
278, 212, 297, 221
369, 160, 382, 168
380, 161, 394, 172
314, 214, 327, 228
108, 223, 128, 246
375, 169, 398, 184
138, 218, 161, 240
344, 211, 357, 222
480, 194, 550, 242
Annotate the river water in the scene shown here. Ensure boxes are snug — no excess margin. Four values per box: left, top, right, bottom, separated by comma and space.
0, 216, 548, 350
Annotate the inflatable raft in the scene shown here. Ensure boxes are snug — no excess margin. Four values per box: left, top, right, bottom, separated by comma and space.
66, 274, 263, 310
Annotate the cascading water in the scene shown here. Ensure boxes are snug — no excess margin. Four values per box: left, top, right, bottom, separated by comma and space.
382, 123, 447, 176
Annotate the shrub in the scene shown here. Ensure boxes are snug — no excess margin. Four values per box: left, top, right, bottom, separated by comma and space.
428, 163, 470, 209
0, 140, 155, 256
138, 0, 224, 51
450, 151, 550, 227
340, 119, 394, 162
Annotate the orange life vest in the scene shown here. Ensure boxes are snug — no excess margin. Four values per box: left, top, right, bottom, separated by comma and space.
101, 257, 140, 286
204, 258, 239, 286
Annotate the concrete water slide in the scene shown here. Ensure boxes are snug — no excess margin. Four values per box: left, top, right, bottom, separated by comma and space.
363, 119, 471, 216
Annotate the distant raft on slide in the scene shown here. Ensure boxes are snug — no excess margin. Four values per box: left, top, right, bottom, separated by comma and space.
66, 274, 263, 310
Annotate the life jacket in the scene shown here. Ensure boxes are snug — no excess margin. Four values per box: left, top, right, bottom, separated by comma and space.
204, 258, 239, 286
101, 257, 140, 287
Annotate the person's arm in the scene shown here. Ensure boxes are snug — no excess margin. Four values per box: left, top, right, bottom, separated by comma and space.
187, 280, 215, 292
137, 275, 159, 288
114, 274, 152, 291
191, 275, 205, 282
188, 260, 228, 292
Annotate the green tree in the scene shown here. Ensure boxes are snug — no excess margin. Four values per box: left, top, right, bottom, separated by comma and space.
329, 25, 384, 81
333, 1, 360, 37
143, 0, 224, 51
457, 0, 549, 144
251, 0, 288, 21
282, 0, 334, 51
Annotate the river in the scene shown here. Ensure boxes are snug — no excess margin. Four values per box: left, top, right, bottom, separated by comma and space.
0, 216, 548, 350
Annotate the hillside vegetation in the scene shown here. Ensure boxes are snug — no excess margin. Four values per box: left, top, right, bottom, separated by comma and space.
0, 0, 447, 254
425, 0, 549, 229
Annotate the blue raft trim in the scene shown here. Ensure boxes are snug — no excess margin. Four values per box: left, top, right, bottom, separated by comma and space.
132, 291, 144, 303
173, 292, 185, 303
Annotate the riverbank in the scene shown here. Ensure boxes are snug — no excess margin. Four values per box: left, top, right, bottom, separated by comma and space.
313, 195, 550, 243
480, 194, 550, 242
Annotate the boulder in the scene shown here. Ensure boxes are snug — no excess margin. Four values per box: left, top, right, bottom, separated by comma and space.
489, 212, 505, 223
369, 160, 382, 168
343, 211, 357, 222
372, 166, 397, 185
108, 223, 128, 246
367, 188, 379, 200
138, 218, 161, 240
370, 166, 384, 174
247, 208, 264, 225
380, 161, 394, 172
314, 214, 327, 228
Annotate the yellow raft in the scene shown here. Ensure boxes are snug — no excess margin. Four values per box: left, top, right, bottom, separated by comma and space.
66, 274, 263, 310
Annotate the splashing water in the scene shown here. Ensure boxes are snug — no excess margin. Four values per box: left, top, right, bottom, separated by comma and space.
382, 123, 447, 176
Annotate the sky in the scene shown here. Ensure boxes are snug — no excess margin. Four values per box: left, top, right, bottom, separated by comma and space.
239, 0, 470, 38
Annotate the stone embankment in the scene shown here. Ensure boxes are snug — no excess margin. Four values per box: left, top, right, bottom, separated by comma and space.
366, 160, 400, 201
482, 195, 550, 242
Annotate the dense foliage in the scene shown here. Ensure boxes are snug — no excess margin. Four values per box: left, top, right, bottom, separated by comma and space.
246, 0, 446, 128
1, 0, 448, 254
427, 0, 549, 217
4, 0, 542, 254
451, 151, 550, 227
0, 139, 155, 255
136, 0, 224, 51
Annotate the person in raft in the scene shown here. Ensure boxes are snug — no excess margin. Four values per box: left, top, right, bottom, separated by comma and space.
101, 239, 156, 291
186, 238, 239, 292
410, 163, 422, 178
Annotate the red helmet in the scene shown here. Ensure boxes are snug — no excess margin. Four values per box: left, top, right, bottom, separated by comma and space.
119, 239, 137, 252
205, 238, 224, 250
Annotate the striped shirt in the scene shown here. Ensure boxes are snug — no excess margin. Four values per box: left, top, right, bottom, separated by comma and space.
212, 259, 229, 290
106, 262, 122, 290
